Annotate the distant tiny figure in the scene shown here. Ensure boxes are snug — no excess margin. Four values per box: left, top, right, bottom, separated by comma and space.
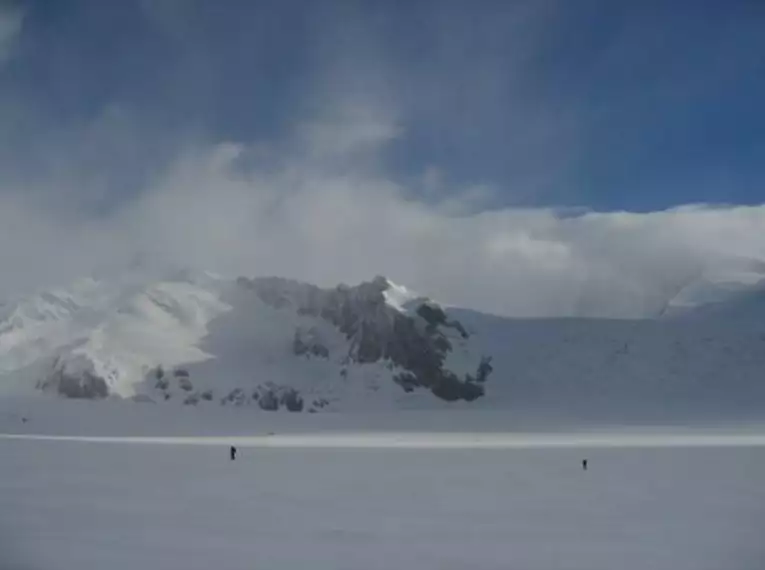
582, 459, 588, 471
230, 446, 237, 461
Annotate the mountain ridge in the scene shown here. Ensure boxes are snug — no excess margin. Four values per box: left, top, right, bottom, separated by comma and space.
1, 269, 764, 420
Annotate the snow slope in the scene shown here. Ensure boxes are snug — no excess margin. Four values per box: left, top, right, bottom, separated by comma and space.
0, 272, 231, 397
660, 256, 765, 316
0, 272, 491, 410
1, 268, 765, 421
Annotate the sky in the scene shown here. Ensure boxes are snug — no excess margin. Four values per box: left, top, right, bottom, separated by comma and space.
0, 0, 764, 316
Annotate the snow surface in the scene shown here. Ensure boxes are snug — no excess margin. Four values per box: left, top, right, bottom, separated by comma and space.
2, 434, 765, 570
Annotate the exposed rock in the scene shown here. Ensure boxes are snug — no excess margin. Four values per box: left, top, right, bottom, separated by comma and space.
416, 303, 469, 339
56, 371, 109, 399
431, 372, 484, 402
393, 371, 418, 393
178, 377, 193, 392
467, 356, 493, 384
38, 357, 109, 399
240, 275, 493, 402
280, 388, 304, 412
200, 390, 213, 401
257, 389, 279, 411
416, 303, 447, 329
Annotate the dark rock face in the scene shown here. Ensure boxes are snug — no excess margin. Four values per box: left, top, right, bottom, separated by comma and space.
56, 370, 109, 399
280, 387, 304, 412
257, 388, 279, 411
393, 371, 418, 393
469, 356, 493, 384
38, 358, 109, 399
239, 275, 492, 402
416, 303, 469, 339
251, 383, 304, 412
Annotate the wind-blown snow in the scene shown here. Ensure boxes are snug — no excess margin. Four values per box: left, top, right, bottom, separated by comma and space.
381, 278, 421, 312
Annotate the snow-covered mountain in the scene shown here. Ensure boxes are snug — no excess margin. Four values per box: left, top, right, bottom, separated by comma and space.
659, 256, 765, 317
1, 269, 764, 420
0, 272, 492, 411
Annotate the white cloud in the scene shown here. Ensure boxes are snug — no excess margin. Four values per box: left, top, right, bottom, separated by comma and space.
0, 109, 763, 318
1, 2, 762, 320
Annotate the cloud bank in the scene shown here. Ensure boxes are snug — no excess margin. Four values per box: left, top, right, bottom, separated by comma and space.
0, 107, 763, 318
0, 2, 763, 318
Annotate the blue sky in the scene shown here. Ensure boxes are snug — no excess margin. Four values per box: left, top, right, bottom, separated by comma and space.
2, 0, 763, 211
0, 0, 764, 313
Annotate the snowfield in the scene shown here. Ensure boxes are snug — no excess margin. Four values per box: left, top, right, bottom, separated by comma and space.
3, 269, 765, 569
2, 433, 765, 570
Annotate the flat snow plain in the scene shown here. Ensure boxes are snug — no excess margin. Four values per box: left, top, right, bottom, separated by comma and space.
3, 412, 765, 570
3, 399, 765, 570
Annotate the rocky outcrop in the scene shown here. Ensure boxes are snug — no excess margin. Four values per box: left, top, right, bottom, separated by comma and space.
280, 387, 304, 412
238, 275, 493, 402
37, 356, 109, 399
252, 383, 304, 412
257, 389, 279, 410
